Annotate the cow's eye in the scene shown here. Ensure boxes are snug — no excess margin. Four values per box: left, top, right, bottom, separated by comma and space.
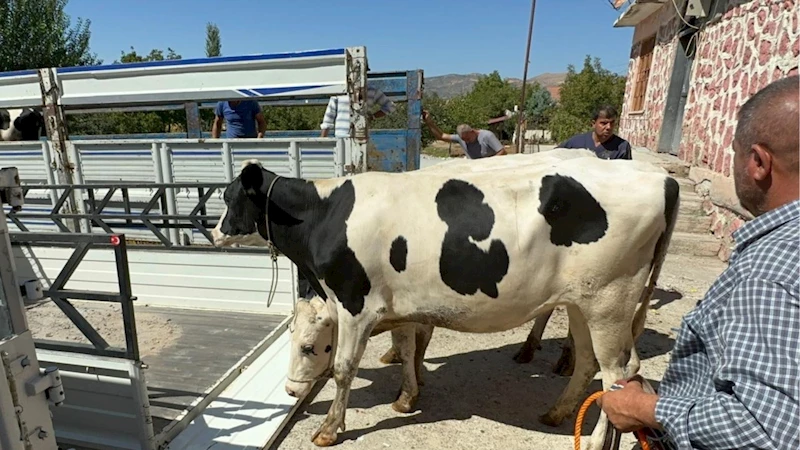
301, 344, 315, 355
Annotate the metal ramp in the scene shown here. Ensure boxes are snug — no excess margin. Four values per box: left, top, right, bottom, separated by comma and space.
165, 327, 299, 450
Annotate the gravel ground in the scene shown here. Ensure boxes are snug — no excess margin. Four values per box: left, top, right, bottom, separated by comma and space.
271, 253, 727, 450
24, 299, 182, 359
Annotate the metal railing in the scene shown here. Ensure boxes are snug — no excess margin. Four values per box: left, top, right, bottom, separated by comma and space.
6, 182, 271, 253
10, 232, 140, 360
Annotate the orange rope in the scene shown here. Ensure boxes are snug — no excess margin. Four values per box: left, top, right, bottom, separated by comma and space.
574, 391, 651, 450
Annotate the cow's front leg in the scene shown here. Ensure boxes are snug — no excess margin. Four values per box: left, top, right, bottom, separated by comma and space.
513, 309, 552, 363
390, 325, 420, 413
539, 306, 599, 427
311, 308, 378, 447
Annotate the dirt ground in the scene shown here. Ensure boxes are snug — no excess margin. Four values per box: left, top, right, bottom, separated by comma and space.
271, 252, 727, 450
25, 299, 182, 359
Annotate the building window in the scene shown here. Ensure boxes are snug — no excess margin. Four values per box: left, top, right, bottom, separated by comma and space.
631, 35, 656, 112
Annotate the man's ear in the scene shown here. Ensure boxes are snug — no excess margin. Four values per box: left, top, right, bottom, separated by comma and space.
750, 144, 773, 181
240, 163, 265, 195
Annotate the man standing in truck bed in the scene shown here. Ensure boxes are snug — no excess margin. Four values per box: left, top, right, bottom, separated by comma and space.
319, 85, 397, 138
211, 100, 268, 139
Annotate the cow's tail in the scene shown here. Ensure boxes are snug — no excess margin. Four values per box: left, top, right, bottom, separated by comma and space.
631, 176, 682, 341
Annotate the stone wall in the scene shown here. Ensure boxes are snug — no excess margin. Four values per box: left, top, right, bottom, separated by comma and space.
679, 0, 799, 172
618, 0, 799, 260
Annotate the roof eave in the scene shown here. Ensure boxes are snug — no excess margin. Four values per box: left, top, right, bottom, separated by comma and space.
613, 0, 667, 27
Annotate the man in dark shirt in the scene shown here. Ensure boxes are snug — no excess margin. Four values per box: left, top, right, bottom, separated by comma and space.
559, 105, 632, 160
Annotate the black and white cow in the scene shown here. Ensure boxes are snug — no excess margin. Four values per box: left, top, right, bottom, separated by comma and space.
0, 108, 46, 141
212, 155, 680, 450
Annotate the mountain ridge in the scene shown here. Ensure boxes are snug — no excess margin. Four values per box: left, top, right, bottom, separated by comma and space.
424, 72, 568, 99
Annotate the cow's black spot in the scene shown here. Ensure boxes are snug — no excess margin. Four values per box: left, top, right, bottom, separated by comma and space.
389, 236, 408, 273
435, 179, 509, 298
663, 177, 680, 227
223, 167, 371, 317
648, 176, 682, 277
538, 174, 607, 246
325, 345, 332, 353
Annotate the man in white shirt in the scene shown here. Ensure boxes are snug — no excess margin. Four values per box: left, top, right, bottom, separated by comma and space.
320, 87, 397, 138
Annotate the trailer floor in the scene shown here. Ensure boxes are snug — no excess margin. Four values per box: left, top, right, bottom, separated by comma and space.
140, 307, 286, 437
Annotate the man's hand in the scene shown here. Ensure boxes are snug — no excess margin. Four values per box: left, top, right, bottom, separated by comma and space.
596, 379, 661, 433
421, 110, 432, 123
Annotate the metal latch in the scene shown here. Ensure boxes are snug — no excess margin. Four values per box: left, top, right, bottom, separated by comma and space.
26, 366, 65, 407
0, 167, 24, 210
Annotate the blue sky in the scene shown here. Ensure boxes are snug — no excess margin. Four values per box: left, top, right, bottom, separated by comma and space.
65, 0, 633, 78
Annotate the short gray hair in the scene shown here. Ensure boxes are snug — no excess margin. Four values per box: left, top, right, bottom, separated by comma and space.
734, 75, 799, 169
456, 124, 473, 136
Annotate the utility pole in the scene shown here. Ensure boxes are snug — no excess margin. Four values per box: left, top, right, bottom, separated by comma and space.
517, 0, 537, 154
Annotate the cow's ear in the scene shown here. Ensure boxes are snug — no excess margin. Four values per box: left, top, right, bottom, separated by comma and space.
240, 163, 265, 195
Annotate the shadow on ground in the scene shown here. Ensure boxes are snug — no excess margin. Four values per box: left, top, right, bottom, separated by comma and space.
651, 287, 683, 310
275, 329, 671, 444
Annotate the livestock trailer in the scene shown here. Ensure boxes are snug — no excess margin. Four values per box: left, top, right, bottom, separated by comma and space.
0, 46, 424, 449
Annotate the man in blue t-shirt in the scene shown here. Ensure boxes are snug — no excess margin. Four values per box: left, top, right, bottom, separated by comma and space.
559, 105, 632, 160
211, 100, 267, 138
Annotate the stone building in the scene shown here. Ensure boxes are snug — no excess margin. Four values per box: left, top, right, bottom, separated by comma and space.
612, 0, 798, 259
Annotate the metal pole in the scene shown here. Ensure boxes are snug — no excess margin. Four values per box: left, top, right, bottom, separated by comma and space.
517, 0, 537, 154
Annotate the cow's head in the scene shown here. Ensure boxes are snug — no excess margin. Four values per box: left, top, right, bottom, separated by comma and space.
212, 159, 271, 247
0, 108, 45, 141
285, 296, 336, 398
15, 108, 45, 140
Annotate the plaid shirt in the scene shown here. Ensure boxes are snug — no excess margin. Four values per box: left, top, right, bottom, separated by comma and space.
655, 199, 800, 449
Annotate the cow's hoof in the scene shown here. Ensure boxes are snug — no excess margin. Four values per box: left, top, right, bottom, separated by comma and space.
512, 345, 535, 364
538, 412, 563, 428
391, 391, 418, 413
311, 428, 338, 447
552, 354, 575, 376
379, 348, 401, 365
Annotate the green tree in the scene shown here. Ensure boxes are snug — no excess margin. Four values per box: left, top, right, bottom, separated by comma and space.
549, 55, 626, 143
456, 71, 520, 127
524, 82, 556, 129
261, 105, 327, 131
117, 47, 181, 64
198, 23, 223, 129
0, 0, 100, 71
205, 22, 222, 57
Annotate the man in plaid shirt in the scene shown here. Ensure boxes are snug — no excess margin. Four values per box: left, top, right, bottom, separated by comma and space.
598, 75, 800, 449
